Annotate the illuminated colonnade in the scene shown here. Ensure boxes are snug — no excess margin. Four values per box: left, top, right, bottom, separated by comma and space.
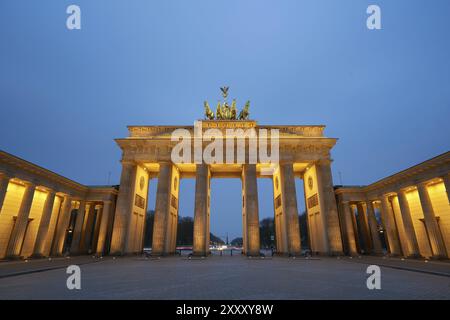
335, 152, 450, 259
2, 124, 448, 261
0, 151, 118, 259
2, 123, 448, 262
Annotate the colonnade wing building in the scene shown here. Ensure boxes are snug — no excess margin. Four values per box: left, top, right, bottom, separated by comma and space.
0, 120, 449, 260
335, 152, 450, 259
0, 151, 118, 259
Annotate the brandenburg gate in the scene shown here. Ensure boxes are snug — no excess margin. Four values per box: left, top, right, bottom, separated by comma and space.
1, 89, 448, 260
109, 90, 344, 257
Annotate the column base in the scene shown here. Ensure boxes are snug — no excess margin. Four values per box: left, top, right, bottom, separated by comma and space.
246, 251, 263, 257
288, 251, 302, 257
405, 253, 422, 259
68, 251, 84, 256
387, 253, 402, 258
29, 253, 47, 259
5, 255, 24, 260
273, 252, 290, 257
52, 253, 71, 258
430, 254, 448, 260
69, 252, 89, 257
110, 251, 126, 257
328, 251, 345, 257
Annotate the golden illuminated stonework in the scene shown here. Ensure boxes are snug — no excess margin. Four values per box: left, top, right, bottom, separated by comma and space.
0, 117, 448, 260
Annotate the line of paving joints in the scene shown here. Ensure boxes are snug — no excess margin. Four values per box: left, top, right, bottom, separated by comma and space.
340, 258, 450, 278
0, 259, 104, 280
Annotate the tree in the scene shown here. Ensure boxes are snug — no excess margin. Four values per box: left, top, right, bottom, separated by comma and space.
144, 210, 155, 247
210, 233, 225, 246
256, 212, 310, 250
259, 217, 275, 248
298, 211, 309, 249
176, 216, 194, 245
230, 237, 243, 246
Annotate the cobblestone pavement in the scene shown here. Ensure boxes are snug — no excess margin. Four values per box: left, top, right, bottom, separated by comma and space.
0, 255, 449, 299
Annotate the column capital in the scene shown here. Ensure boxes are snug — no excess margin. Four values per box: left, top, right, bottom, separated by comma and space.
43, 187, 56, 195
62, 194, 73, 201
316, 159, 333, 166
22, 180, 37, 188
120, 160, 136, 166
417, 180, 431, 188
0, 172, 11, 180
380, 193, 391, 201
278, 160, 294, 166
397, 187, 410, 195
20, 181, 37, 190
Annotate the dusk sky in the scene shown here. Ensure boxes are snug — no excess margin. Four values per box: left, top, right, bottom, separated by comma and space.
1, 1, 449, 240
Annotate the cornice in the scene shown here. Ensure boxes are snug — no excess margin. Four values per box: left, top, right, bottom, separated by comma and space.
125, 124, 329, 139
0, 150, 118, 196
335, 151, 450, 195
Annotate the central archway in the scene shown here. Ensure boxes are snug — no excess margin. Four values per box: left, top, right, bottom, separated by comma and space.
209, 178, 242, 255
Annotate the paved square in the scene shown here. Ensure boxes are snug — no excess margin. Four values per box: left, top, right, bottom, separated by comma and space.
0, 255, 449, 300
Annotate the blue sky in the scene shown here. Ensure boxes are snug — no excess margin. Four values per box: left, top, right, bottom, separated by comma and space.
1, 1, 449, 240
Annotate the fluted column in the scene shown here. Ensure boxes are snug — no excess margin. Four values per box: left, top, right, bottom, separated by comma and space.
243, 164, 261, 256
380, 195, 402, 255
0, 173, 11, 213
397, 190, 421, 257
280, 163, 301, 256
205, 181, 210, 254
152, 162, 172, 255
365, 200, 383, 255
110, 161, 137, 255
6, 182, 36, 258
81, 203, 96, 253
443, 174, 450, 204
342, 201, 357, 255
31, 190, 56, 257
356, 203, 372, 253
242, 196, 248, 255
417, 183, 447, 259
52, 195, 73, 256
315, 160, 343, 255
163, 167, 179, 255
69, 200, 86, 255
193, 164, 209, 256
91, 204, 104, 252
96, 200, 112, 255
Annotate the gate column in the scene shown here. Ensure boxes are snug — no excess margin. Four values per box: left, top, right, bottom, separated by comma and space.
152, 162, 172, 256
243, 164, 261, 257
193, 164, 210, 256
